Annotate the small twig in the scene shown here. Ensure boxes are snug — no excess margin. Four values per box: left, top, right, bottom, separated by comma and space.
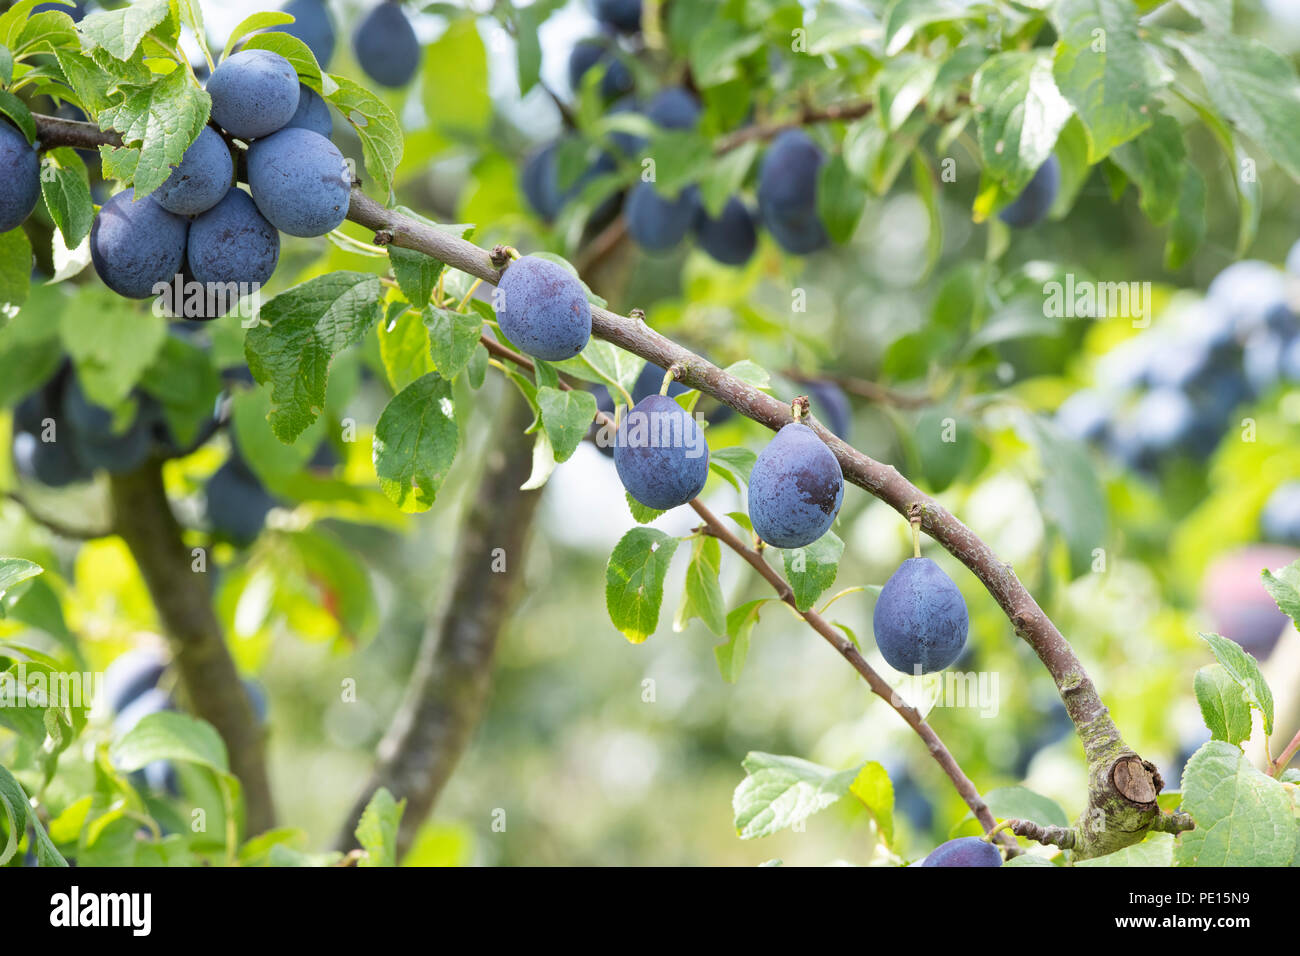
573, 215, 628, 276
5, 491, 112, 540
1149, 811, 1196, 835
788, 370, 933, 410
1005, 819, 1077, 850
1270, 727, 1300, 777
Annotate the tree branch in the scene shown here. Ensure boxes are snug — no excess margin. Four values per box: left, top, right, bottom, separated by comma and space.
334, 390, 541, 857
107, 460, 276, 836
5, 491, 112, 540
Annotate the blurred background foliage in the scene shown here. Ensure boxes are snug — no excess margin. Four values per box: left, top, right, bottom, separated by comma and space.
2, 0, 1300, 865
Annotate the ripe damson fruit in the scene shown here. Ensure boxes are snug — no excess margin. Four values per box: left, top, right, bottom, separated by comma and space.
692, 197, 757, 266
207, 49, 300, 140
102, 647, 168, 717
568, 39, 633, 100
614, 394, 709, 509
285, 84, 332, 138
592, 0, 642, 33
90, 188, 189, 299
354, 1, 420, 88
998, 155, 1060, 228
625, 182, 698, 252
748, 422, 844, 548
921, 836, 1002, 867
275, 0, 336, 67
0, 120, 40, 232
873, 557, 969, 674
521, 141, 564, 221
206, 458, 278, 545
12, 431, 89, 487
62, 380, 158, 474
645, 87, 700, 131
757, 130, 829, 255
153, 125, 234, 216
495, 255, 592, 361
247, 127, 351, 237
187, 188, 280, 289
802, 379, 851, 440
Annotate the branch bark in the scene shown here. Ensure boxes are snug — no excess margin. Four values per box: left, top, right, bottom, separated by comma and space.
334, 390, 541, 857
107, 461, 276, 836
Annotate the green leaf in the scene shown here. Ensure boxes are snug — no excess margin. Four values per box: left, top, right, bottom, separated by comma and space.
355, 787, 405, 867
16, 9, 78, 56
1164, 164, 1206, 270
0, 227, 31, 324
0, 89, 36, 143
708, 446, 756, 488
0, 44, 12, 87
537, 387, 596, 464
54, 48, 113, 115
1201, 632, 1274, 736
0, 764, 66, 866
982, 785, 1070, 828
60, 289, 167, 406
111, 711, 229, 774
220, 10, 295, 62
0, 558, 42, 605
1174, 0, 1230, 32
98, 68, 210, 198
1176, 87, 1259, 256
1049, 0, 1168, 161
421, 17, 489, 140
241, 30, 329, 93
605, 527, 679, 644
1194, 664, 1254, 745
972, 51, 1073, 199
324, 73, 403, 196
377, 306, 434, 392
817, 152, 867, 243
732, 752, 859, 839
77, 0, 170, 61
715, 598, 765, 683
372, 372, 458, 513
675, 535, 726, 636
625, 492, 664, 524
849, 762, 895, 845
883, 0, 983, 57
1175, 740, 1296, 867
1109, 112, 1186, 226
1169, 32, 1300, 182
698, 140, 758, 218
245, 272, 384, 443
554, 339, 642, 396
1024, 414, 1107, 578
782, 532, 843, 612
876, 54, 939, 131
723, 359, 771, 390
39, 147, 93, 247
423, 306, 482, 381
1260, 561, 1300, 631
910, 151, 943, 277
1076, 833, 1176, 867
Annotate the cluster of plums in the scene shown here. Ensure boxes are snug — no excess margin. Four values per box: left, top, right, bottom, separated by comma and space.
274, 0, 420, 88
87, 48, 348, 314
9, 353, 291, 546
103, 647, 267, 795
496, 251, 970, 677
1054, 245, 1300, 546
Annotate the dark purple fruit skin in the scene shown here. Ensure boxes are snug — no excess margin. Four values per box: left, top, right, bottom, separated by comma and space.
693, 196, 757, 266
207, 49, 300, 140
873, 557, 969, 675
625, 181, 698, 252
187, 188, 280, 288
592, 0, 642, 33
353, 1, 420, 88
90, 189, 189, 299
154, 126, 234, 216
802, 379, 851, 440
275, 0, 336, 67
757, 130, 828, 255
495, 255, 592, 361
998, 155, 1060, 228
614, 394, 709, 509
748, 422, 843, 548
0, 120, 40, 232
246, 126, 350, 237
284, 84, 332, 138
921, 836, 1002, 867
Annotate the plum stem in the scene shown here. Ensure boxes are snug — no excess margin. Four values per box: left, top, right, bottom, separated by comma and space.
659, 364, 681, 396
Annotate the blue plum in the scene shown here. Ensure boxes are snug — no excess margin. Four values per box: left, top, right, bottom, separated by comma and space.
0, 120, 40, 232
592, 0, 642, 32
90, 189, 189, 299
187, 188, 280, 290
646, 87, 700, 130
275, 0, 336, 67
998, 155, 1060, 228
207, 49, 300, 140
569, 39, 634, 100
62, 380, 157, 474
921, 836, 1002, 867
284, 84, 332, 138
112, 686, 178, 794
748, 422, 844, 548
1243, 330, 1285, 395
757, 130, 829, 254
521, 141, 564, 221
614, 394, 709, 509
494, 255, 592, 361
802, 379, 851, 440
153, 126, 233, 216
625, 181, 698, 252
873, 557, 969, 674
206, 458, 278, 545
1131, 387, 1197, 455
1262, 486, 1300, 547
693, 197, 757, 266
353, 1, 420, 88
1207, 260, 1289, 336
1055, 389, 1111, 444
102, 647, 168, 716
12, 431, 89, 487
247, 126, 351, 236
